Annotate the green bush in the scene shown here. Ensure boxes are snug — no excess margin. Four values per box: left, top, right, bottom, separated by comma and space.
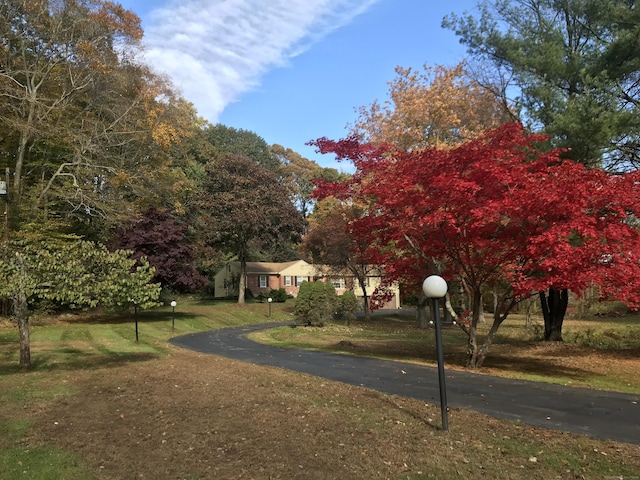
294, 281, 338, 326
256, 288, 290, 303
336, 291, 359, 325
268, 288, 289, 303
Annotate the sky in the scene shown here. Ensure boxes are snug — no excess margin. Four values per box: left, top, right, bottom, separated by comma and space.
117, 0, 481, 171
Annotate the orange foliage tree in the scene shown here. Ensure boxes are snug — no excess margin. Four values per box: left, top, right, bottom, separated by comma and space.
350, 62, 513, 150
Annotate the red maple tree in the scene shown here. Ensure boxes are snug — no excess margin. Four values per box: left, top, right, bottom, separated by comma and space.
312, 123, 640, 368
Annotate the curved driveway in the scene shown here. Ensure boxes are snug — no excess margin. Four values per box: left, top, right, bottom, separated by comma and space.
169, 322, 640, 445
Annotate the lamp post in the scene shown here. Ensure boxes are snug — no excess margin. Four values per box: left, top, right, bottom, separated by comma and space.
132, 299, 139, 343
268, 297, 273, 318
171, 301, 177, 331
422, 275, 449, 431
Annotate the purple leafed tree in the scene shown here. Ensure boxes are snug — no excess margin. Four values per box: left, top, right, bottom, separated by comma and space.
114, 206, 208, 293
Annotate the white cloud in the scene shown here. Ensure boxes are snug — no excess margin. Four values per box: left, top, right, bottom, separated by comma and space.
141, 0, 379, 122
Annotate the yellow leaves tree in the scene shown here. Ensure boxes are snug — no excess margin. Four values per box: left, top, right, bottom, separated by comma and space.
0, 0, 193, 236
351, 62, 513, 150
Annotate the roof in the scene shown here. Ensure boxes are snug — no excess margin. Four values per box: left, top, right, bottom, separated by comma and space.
221, 260, 384, 277
245, 260, 303, 274
224, 260, 310, 275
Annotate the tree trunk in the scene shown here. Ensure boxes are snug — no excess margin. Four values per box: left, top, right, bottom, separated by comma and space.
358, 276, 370, 321
478, 294, 485, 323
444, 294, 459, 325
417, 305, 430, 329
15, 291, 30, 369
465, 288, 482, 367
467, 294, 515, 369
12, 253, 31, 369
416, 292, 431, 329
237, 257, 246, 304
524, 297, 534, 328
540, 288, 568, 341
470, 312, 507, 369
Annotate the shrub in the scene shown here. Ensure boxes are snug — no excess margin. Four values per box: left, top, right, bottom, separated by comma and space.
257, 288, 290, 303
337, 291, 359, 325
268, 288, 289, 303
294, 281, 338, 326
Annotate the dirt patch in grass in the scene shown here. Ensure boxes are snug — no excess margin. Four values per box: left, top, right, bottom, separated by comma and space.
2, 346, 636, 480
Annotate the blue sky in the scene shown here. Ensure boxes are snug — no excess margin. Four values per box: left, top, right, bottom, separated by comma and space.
117, 0, 480, 171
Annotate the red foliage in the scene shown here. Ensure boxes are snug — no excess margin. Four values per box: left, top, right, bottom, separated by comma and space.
114, 206, 209, 293
312, 123, 640, 308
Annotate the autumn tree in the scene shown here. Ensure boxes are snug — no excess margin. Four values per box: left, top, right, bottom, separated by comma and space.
301, 198, 377, 319
313, 123, 640, 368
113, 206, 208, 293
443, 0, 640, 171
198, 154, 304, 304
0, 0, 189, 240
351, 62, 512, 150
443, 0, 640, 334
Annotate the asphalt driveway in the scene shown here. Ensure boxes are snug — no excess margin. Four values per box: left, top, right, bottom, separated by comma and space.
169, 322, 640, 445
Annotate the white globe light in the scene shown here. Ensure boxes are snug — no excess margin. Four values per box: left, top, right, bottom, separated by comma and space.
170, 301, 177, 307
422, 275, 448, 298
268, 297, 273, 303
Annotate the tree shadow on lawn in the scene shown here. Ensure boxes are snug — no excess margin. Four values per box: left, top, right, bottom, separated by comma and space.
0, 344, 160, 375
478, 352, 593, 382
55, 310, 199, 325
332, 339, 597, 384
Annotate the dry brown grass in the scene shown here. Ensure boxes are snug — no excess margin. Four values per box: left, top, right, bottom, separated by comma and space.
7, 347, 637, 480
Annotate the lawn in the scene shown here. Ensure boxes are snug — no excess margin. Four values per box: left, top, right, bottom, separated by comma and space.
0, 298, 639, 479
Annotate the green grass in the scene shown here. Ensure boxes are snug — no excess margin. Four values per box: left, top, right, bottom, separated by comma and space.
0, 419, 31, 441
0, 446, 91, 480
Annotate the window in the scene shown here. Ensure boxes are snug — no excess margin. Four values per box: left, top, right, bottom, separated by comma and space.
332, 278, 346, 289
296, 276, 307, 286
284, 276, 292, 286
259, 275, 268, 288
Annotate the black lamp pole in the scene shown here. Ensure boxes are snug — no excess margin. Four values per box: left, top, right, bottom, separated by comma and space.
422, 275, 449, 431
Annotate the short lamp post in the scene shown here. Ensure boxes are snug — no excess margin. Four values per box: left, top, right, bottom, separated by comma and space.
131, 299, 139, 343
422, 275, 449, 431
268, 297, 273, 318
171, 301, 177, 331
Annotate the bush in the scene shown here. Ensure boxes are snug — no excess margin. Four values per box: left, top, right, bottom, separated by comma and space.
336, 291, 359, 325
294, 281, 338, 326
268, 288, 289, 303
256, 288, 290, 303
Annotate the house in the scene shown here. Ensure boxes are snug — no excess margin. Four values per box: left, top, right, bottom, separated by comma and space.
214, 260, 316, 299
313, 265, 400, 310
214, 260, 401, 309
